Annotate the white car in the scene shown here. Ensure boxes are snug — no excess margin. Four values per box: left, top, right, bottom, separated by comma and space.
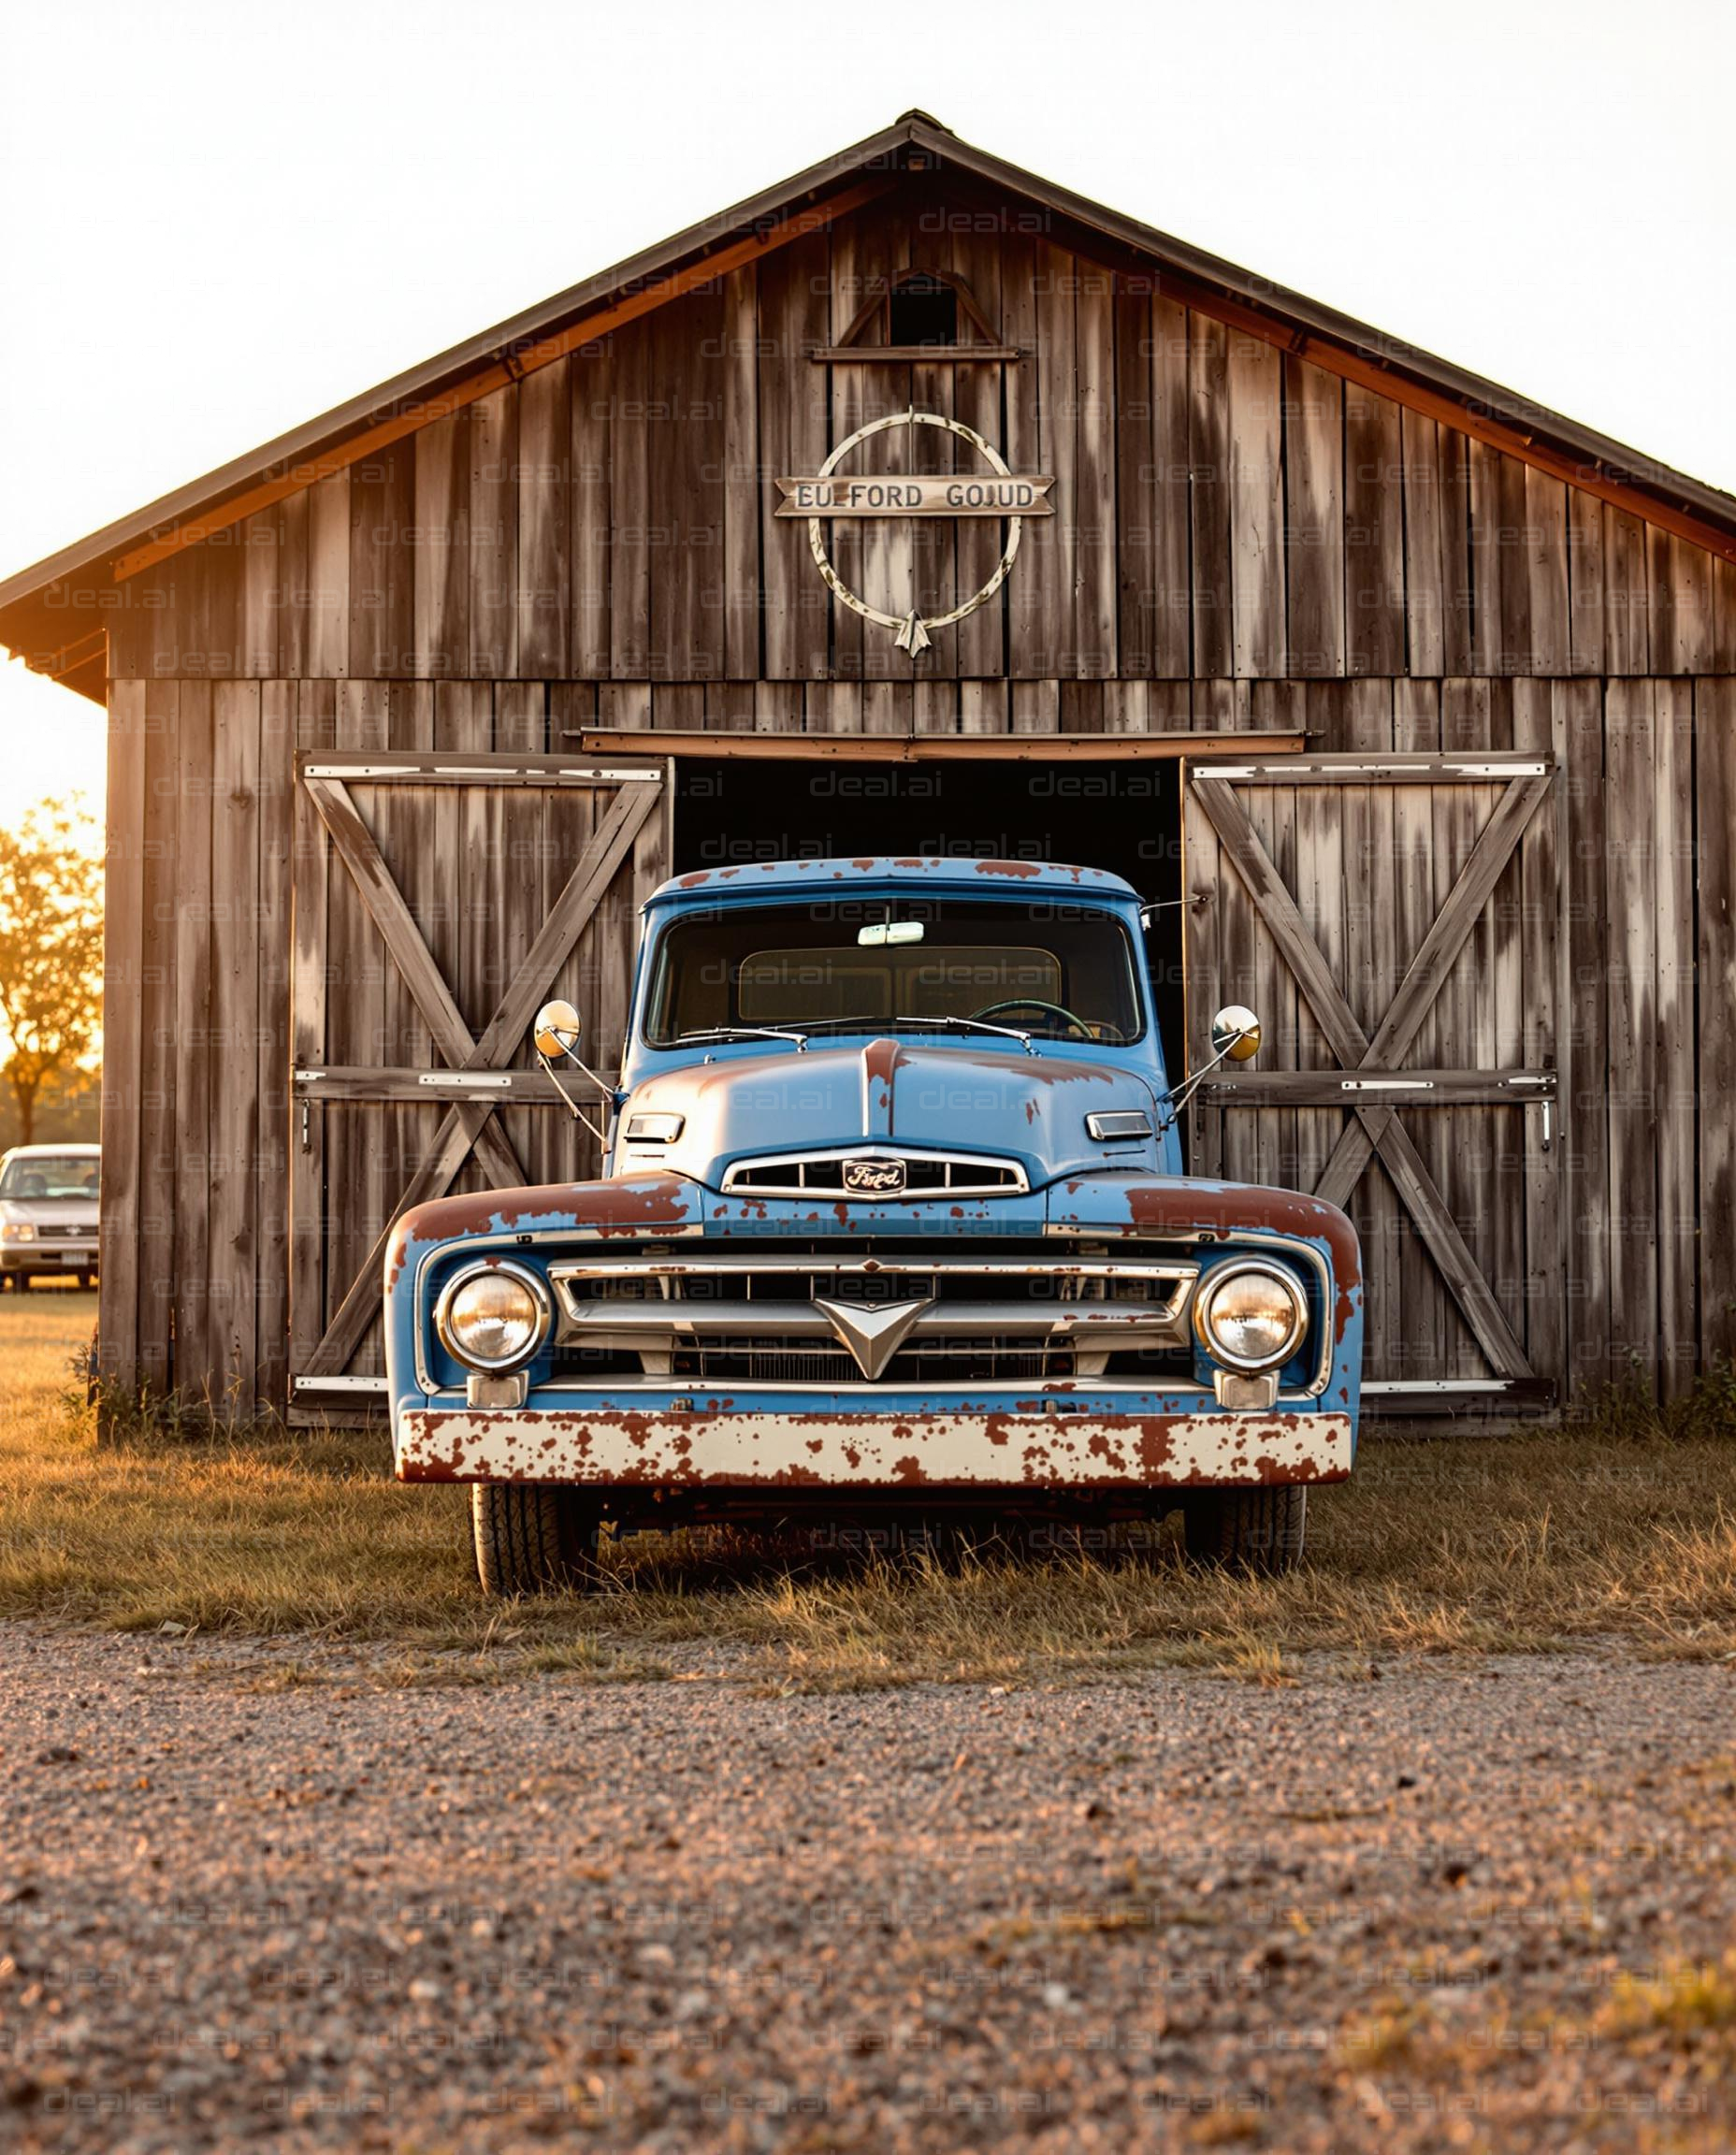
0, 1144, 100, 1290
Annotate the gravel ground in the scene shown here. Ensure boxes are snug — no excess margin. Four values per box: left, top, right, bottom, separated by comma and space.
3, 1629, 1733, 2152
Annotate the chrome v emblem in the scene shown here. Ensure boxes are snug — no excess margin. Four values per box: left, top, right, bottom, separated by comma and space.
812, 1294, 933, 1381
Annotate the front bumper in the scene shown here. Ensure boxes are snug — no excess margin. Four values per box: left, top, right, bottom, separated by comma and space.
395, 1400, 1353, 1489
2, 1243, 95, 1272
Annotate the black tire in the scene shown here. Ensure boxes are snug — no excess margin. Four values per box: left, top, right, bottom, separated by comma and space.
1183, 1485, 1308, 1574
470, 1483, 604, 1597
78, 1271, 94, 1291
17, 1274, 31, 1293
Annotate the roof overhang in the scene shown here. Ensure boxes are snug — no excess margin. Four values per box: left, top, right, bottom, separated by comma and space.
6, 108, 1735, 705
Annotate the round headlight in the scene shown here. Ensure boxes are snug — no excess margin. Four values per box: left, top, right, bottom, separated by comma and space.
1194, 1262, 1308, 1372
436, 1264, 550, 1371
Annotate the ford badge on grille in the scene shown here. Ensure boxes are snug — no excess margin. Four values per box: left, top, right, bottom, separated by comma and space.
840, 1156, 907, 1195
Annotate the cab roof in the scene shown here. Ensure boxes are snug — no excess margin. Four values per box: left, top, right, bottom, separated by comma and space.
645, 857, 1141, 908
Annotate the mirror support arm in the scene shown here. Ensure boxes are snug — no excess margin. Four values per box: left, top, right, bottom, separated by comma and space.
536, 1049, 612, 1146
1153, 1029, 1255, 1138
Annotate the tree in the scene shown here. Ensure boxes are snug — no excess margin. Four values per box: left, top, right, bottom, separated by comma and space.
0, 799, 103, 1148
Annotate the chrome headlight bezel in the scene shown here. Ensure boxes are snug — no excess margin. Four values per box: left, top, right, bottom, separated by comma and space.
1193, 1259, 1309, 1373
433, 1260, 553, 1374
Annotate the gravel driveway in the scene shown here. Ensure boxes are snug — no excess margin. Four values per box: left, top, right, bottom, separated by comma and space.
3, 1628, 1732, 2151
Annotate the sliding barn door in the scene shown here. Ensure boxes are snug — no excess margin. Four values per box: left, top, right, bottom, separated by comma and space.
289, 752, 670, 1409
1183, 750, 1562, 1411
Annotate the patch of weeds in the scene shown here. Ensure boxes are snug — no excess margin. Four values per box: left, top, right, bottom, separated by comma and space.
1569, 1360, 1736, 1446
1338, 1998, 1425, 2068
359, 1643, 677, 1689
1219, 1632, 1295, 1686
1598, 1955, 1736, 2044
236, 1662, 345, 1694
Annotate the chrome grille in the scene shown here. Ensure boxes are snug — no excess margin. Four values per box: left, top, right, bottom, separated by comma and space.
721, 1148, 1027, 1199
547, 1251, 1197, 1387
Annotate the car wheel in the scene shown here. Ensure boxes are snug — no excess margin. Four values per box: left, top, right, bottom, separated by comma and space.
78, 1271, 94, 1291
470, 1483, 605, 1597
17, 1274, 31, 1293
1183, 1485, 1308, 1574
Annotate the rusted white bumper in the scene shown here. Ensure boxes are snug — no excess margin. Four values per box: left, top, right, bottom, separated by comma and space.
395, 1405, 1353, 1489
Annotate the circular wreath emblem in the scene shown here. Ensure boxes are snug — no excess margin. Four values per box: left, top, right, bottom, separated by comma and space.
804, 409, 1027, 655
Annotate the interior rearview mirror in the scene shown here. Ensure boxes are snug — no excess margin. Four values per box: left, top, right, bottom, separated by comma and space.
1210, 1005, 1261, 1063
533, 999, 584, 1061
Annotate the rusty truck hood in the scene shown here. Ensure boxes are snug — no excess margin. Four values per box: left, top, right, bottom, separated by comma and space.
612, 1036, 1164, 1191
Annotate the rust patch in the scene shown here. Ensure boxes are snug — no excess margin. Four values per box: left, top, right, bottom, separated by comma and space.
861, 1037, 903, 1088
1136, 1422, 1177, 1474
383, 1217, 416, 1294
396, 1173, 695, 1251
923, 1047, 1119, 1091
860, 1034, 904, 1134
398, 1406, 1354, 1492
1120, 1179, 1363, 1344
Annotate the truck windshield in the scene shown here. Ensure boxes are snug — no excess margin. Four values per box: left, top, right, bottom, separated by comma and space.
644, 899, 1144, 1047
0, 1154, 99, 1199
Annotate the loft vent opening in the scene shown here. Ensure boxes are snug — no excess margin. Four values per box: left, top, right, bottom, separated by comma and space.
889, 274, 958, 348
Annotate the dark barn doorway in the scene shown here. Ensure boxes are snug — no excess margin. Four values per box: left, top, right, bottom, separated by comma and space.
673, 757, 1188, 1079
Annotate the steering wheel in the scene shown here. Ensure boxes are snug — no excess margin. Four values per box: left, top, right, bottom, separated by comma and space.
972, 998, 1095, 1041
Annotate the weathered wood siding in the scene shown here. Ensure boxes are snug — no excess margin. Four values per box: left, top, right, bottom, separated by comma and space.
105, 195, 1736, 689
103, 679, 290, 1412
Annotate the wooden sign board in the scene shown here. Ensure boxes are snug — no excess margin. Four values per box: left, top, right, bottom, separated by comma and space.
775, 474, 1054, 518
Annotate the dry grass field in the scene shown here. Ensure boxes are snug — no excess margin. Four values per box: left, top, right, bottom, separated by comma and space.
6, 1291, 1736, 1688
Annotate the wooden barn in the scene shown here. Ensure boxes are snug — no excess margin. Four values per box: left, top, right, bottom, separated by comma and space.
3, 111, 1734, 1424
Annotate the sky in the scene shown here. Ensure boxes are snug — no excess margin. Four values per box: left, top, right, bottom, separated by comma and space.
0, 0, 1731, 835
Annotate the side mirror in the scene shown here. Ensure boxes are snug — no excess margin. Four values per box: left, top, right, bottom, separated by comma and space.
1157, 1004, 1263, 1138
533, 998, 583, 1061
1210, 1005, 1261, 1063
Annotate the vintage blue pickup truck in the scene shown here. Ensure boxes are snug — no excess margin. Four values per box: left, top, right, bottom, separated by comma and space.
384, 857, 1362, 1595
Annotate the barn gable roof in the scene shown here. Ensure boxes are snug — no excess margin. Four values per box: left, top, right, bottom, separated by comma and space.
5, 108, 1735, 703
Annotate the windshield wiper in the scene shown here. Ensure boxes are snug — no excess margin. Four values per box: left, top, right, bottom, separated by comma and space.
793, 1014, 1037, 1054
671, 1025, 809, 1052
897, 1013, 1036, 1054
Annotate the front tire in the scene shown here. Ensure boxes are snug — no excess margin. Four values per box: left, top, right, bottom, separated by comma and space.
470, 1484, 604, 1597
1184, 1485, 1308, 1574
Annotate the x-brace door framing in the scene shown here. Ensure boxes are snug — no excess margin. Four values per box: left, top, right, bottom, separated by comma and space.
1187, 753, 1556, 1381
292, 753, 666, 1380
